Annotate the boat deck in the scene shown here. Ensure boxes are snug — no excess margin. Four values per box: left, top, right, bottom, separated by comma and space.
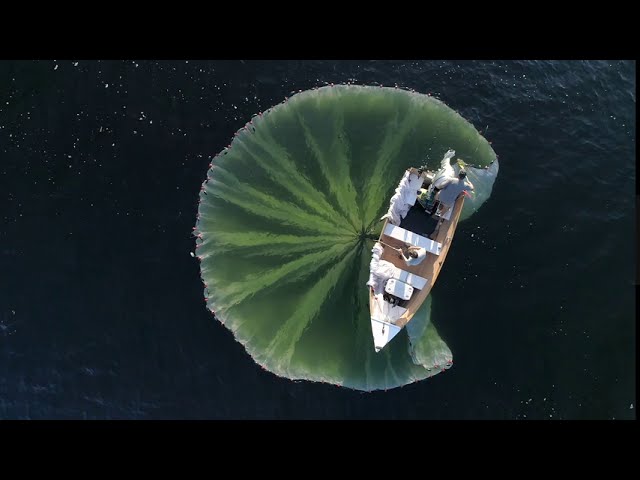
399, 203, 438, 238
376, 195, 465, 328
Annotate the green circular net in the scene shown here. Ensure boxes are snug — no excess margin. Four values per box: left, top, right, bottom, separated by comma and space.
195, 85, 498, 391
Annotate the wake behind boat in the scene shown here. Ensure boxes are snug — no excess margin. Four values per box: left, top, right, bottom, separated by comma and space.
367, 150, 471, 352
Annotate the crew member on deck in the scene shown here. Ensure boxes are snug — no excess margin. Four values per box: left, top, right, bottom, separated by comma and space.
400, 246, 427, 266
429, 168, 474, 239
435, 168, 474, 215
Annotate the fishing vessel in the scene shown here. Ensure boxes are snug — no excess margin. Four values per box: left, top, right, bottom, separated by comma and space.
367, 150, 470, 352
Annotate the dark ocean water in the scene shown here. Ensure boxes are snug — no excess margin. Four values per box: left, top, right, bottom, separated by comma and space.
0, 60, 635, 419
